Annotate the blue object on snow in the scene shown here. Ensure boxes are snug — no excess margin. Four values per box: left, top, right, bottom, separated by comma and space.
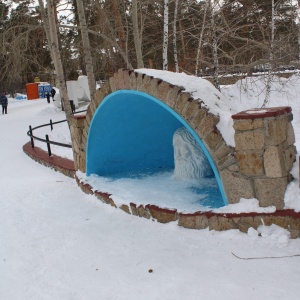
86, 90, 228, 208
15, 95, 27, 100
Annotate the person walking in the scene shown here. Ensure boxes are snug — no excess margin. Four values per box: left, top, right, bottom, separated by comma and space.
46, 92, 50, 104
0, 93, 8, 114
51, 88, 56, 101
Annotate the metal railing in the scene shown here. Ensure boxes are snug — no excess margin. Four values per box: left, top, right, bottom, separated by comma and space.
27, 108, 87, 157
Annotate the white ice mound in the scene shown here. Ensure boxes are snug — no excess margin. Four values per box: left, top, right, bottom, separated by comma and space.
173, 127, 213, 179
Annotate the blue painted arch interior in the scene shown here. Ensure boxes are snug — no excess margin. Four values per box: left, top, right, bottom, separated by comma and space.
86, 90, 227, 207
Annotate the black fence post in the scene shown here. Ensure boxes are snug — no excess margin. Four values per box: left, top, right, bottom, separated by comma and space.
29, 125, 34, 148
50, 119, 53, 131
45, 134, 52, 156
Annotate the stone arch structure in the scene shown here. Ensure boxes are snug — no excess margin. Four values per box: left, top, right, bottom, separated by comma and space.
71, 69, 238, 205
70, 69, 296, 210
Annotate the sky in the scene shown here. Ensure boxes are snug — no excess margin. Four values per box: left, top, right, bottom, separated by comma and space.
1, 71, 300, 300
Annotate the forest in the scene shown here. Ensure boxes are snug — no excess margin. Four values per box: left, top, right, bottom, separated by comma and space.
0, 0, 299, 96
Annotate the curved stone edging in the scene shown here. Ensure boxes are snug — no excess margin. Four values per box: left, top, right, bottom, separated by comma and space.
75, 173, 300, 239
22, 141, 300, 239
23, 142, 75, 178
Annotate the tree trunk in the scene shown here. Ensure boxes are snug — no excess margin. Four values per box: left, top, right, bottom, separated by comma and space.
132, 0, 144, 68
76, 0, 96, 102
37, 0, 53, 62
46, 0, 72, 118
173, 0, 179, 72
111, 0, 126, 53
195, 2, 208, 76
262, 0, 275, 108
297, 0, 300, 62
163, 0, 169, 70
209, 0, 220, 91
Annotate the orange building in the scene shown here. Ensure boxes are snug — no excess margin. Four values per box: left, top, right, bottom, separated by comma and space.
25, 83, 39, 100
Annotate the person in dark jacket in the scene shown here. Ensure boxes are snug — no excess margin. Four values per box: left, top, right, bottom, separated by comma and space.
46, 92, 50, 104
0, 93, 8, 114
51, 88, 56, 101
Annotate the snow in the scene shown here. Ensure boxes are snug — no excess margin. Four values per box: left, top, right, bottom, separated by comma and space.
1, 74, 300, 300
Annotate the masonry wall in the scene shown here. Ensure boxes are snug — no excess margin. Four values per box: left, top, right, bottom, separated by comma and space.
232, 107, 296, 209
70, 69, 238, 203
69, 69, 297, 210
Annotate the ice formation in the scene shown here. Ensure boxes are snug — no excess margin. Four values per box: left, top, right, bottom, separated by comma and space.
173, 127, 213, 179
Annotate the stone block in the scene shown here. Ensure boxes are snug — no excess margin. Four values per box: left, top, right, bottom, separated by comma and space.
254, 177, 287, 209
262, 215, 290, 229
148, 78, 161, 98
236, 150, 264, 176
284, 145, 296, 172
129, 71, 138, 90
286, 122, 295, 146
174, 92, 191, 114
82, 129, 88, 146
165, 85, 184, 108
220, 169, 255, 204
182, 99, 200, 122
85, 109, 92, 126
137, 205, 151, 219
146, 205, 177, 223
122, 70, 131, 88
217, 153, 236, 170
208, 215, 237, 231
94, 87, 109, 107
119, 204, 131, 214
88, 100, 96, 116
109, 76, 116, 92
139, 74, 152, 93
156, 81, 171, 103
191, 108, 207, 130
227, 163, 239, 172
178, 213, 209, 229
113, 71, 125, 90
72, 139, 80, 155
233, 118, 264, 131
265, 117, 288, 145
130, 203, 138, 216
195, 113, 219, 138
264, 146, 287, 178
234, 129, 265, 151
203, 128, 223, 151
286, 217, 300, 239
214, 142, 233, 160
95, 191, 112, 204
136, 73, 145, 90
236, 216, 255, 233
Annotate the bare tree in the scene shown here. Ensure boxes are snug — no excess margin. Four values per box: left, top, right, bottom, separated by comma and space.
297, 0, 300, 62
75, 0, 96, 102
46, 0, 72, 118
132, 0, 144, 68
173, 0, 179, 72
195, 1, 208, 76
262, 0, 275, 108
208, 0, 220, 91
163, 0, 169, 70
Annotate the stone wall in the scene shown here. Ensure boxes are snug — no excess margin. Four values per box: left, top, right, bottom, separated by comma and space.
232, 107, 296, 209
70, 69, 238, 203
69, 69, 297, 218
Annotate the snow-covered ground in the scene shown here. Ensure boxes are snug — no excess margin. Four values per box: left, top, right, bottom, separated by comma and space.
1, 74, 300, 300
